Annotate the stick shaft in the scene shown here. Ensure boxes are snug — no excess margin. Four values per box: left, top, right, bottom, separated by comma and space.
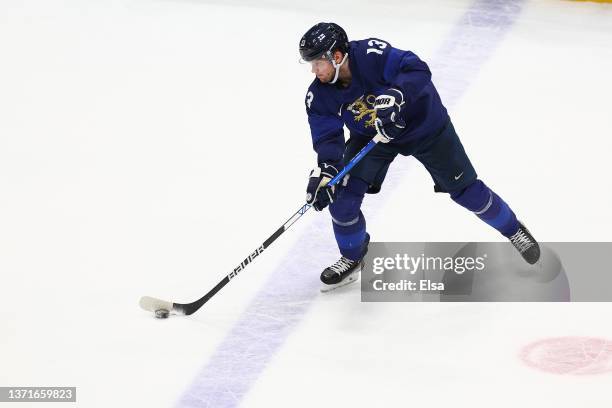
174, 137, 380, 315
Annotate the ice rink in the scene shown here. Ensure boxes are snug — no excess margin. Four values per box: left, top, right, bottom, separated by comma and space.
1, 0, 612, 406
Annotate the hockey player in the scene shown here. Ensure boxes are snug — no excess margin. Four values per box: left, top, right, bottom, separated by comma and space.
300, 22, 540, 290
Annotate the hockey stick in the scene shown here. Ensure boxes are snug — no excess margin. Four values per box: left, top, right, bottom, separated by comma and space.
139, 133, 386, 317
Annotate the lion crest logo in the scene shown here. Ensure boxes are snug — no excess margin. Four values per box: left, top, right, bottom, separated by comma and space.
347, 94, 377, 129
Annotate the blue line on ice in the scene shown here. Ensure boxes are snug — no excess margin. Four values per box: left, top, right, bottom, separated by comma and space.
177, 1, 524, 407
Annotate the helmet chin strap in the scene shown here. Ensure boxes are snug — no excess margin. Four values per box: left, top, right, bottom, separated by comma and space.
329, 53, 348, 84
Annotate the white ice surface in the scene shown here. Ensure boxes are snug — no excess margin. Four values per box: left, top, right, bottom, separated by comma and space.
0, 0, 611, 407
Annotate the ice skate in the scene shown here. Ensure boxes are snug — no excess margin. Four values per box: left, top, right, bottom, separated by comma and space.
320, 234, 369, 292
509, 221, 540, 264
320, 256, 363, 293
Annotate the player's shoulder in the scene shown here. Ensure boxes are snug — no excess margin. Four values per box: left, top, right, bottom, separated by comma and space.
304, 79, 340, 115
350, 38, 394, 58
351, 37, 393, 49
306, 77, 324, 94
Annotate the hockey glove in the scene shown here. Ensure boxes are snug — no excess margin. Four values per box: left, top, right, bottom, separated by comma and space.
374, 88, 406, 143
306, 163, 340, 211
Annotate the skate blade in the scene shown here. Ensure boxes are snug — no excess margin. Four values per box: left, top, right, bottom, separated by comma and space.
320, 270, 360, 293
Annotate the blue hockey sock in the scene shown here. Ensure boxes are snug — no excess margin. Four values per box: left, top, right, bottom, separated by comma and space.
450, 180, 519, 237
329, 177, 369, 260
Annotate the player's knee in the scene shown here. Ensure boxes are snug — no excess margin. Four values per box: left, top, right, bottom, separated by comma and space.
450, 179, 490, 212
329, 177, 368, 223
330, 202, 360, 225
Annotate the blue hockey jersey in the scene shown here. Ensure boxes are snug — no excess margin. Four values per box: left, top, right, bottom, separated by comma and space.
305, 38, 449, 165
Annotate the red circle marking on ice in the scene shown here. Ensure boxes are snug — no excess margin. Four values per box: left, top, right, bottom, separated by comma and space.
520, 337, 612, 375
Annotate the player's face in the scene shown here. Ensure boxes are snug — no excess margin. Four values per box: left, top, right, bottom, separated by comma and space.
310, 57, 334, 82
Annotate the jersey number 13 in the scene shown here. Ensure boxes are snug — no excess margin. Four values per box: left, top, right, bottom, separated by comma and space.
366, 39, 387, 55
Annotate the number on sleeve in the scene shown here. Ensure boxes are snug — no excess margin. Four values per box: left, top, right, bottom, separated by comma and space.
305, 91, 314, 109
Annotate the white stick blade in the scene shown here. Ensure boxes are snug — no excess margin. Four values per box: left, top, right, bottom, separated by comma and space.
139, 296, 173, 312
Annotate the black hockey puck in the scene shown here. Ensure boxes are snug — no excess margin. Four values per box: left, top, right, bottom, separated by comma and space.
155, 309, 169, 319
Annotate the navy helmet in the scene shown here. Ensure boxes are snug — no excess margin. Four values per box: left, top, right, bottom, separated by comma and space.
299, 22, 349, 62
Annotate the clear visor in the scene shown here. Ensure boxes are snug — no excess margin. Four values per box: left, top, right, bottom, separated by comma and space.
299, 55, 333, 70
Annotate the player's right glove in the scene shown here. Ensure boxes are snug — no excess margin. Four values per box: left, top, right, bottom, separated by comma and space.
306, 163, 340, 211
374, 88, 406, 143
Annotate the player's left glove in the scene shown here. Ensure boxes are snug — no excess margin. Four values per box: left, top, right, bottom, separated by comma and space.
306, 163, 340, 211
374, 88, 406, 143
